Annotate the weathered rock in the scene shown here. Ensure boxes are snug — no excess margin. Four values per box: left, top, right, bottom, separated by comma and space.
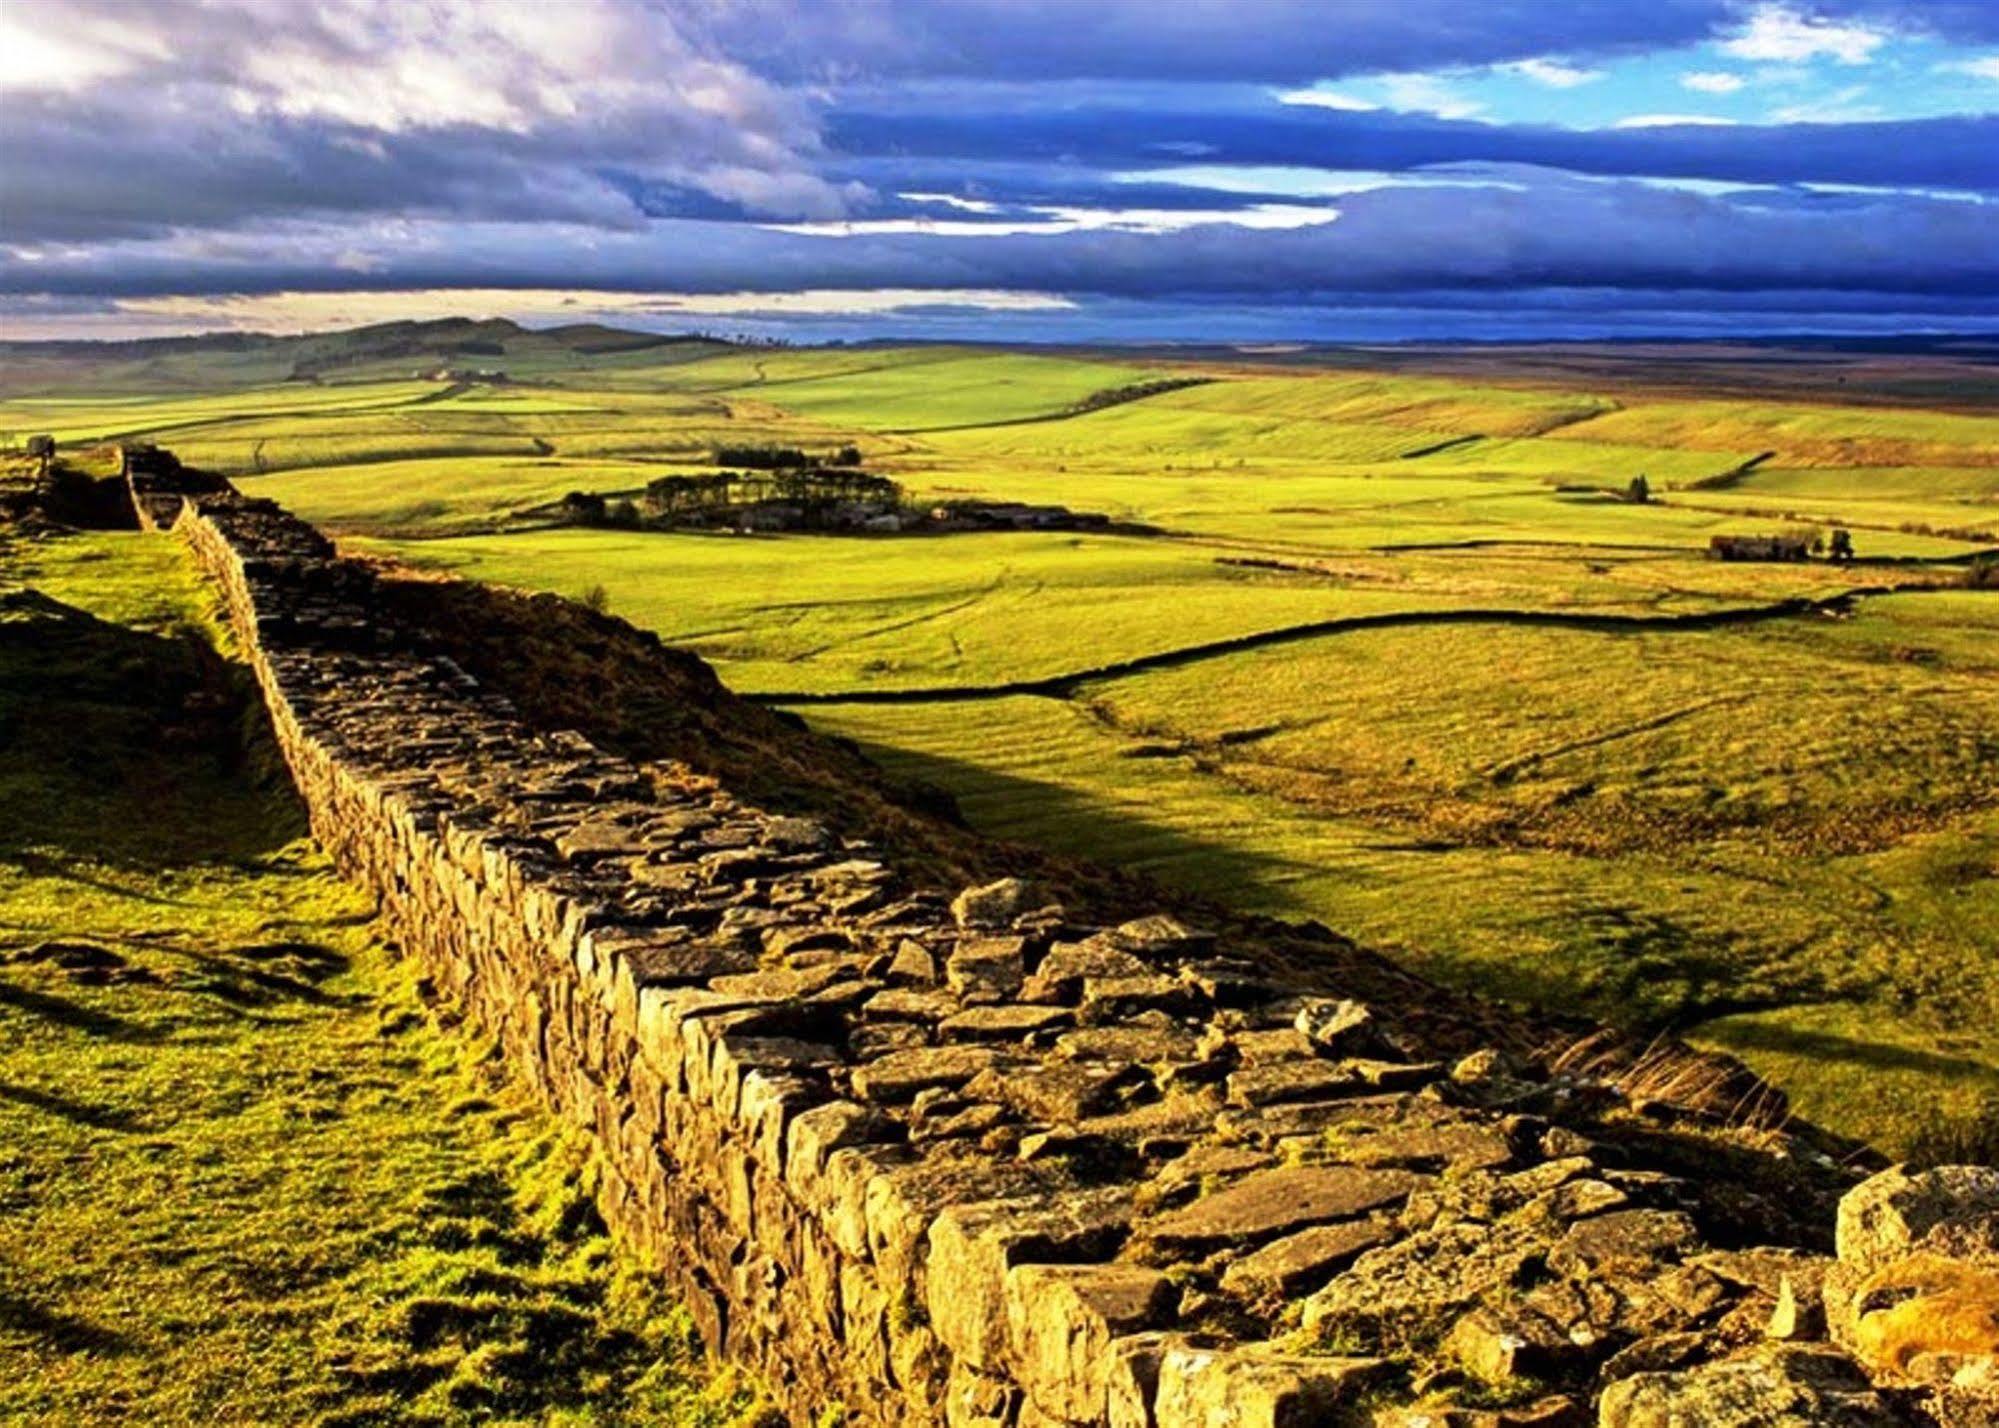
1597, 1344, 1901, 1427
1022, 939, 1152, 1003
925, 1191, 1132, 1369
948, 936, 1028, 1000
1338, 1118, 1516, 1173
1219, 1219, 1391, 1303
889, 938, 941, 983
1005, 1263, 1176, 1421
1055, 1023, 1201, 1065
1295, 998, 1380, 1055
1549, 1210, 1701, 1279
1106, 1333, 1176, 1428
952, 879, 1040, 929
866, 987, 958, 1022
1303, 1219, 1553, 1340
972, 1061, 1143, 1124
1446, 1304, 1580, 1384
1080, 973, 1193, 1023
1838, 1165, 1999, 1275
1152, 1343, 1389, 1428
941, 1004, 1073, 1042
1108, 914, 1213, 957
852, 1045, 1002, 1102
1141, 1166, 1423, 1253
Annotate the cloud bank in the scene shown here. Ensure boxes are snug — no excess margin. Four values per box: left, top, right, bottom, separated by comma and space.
2, 0, 1996, 340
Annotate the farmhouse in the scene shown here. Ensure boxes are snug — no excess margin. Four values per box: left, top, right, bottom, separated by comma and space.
1708, 533, 1814, 562
927, 499, 1111, 532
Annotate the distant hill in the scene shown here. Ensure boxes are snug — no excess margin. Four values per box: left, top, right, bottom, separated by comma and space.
0, 317, 729, 394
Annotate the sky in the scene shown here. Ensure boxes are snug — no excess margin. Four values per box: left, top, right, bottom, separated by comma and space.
1, 0, 1997, 344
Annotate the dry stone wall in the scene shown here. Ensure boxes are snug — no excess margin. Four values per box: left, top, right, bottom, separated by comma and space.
125, 452, 1994, 1428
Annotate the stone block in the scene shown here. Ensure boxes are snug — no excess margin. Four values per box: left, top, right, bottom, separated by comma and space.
1152, 1344, 1388, 1428
1838, 1165, 1999, 1275
1140, 1166, 1423, 1254
1006, 1263, 1176, 1422
927, 1192, 1132, 1370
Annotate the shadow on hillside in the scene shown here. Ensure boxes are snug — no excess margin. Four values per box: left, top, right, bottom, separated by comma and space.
828, 732, 1330, 916
0, 588, 307, 873
0, 979, 150, 1041
0, 1293, 135, 1356
0, 1080, 143, 1133
160, 938, 353, 1010
1699, 1016, 1999, 1082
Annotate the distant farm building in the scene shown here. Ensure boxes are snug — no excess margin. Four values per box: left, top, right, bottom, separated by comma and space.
927, 500, 1111, 532
415, 367, 510, 383
1708, 534, 1814, 562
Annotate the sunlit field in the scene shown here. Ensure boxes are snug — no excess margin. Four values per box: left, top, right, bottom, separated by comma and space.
0, 525, 755, 1424
8, 332, 1995, 1158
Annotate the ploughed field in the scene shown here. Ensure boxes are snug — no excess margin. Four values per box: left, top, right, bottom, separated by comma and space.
6, 332, 1996, 1160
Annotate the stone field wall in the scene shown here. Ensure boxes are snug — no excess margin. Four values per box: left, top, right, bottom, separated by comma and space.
123, 451, 1997, 1428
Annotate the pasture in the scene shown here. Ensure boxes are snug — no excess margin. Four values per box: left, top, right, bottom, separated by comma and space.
0, 523, 754, 1424
7, 332, 1995, 1158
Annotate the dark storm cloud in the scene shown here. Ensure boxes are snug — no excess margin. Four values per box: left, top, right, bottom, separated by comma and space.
695, 0, 1999, 84
6, 174, 1991, 302
693, 0, 1732, 84
3, 0, 1997, 335
823, 106, 1999, 195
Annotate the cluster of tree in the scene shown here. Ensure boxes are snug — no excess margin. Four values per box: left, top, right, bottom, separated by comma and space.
560, 491, 639, 526
1061, 376, 1210, 418
712, 444, 862, 470
645, 469, 899, 517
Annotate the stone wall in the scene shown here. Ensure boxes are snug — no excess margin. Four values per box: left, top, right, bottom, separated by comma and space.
127, 456, 1992, 1427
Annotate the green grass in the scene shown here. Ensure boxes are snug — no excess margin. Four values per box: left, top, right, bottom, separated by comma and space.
638, 347, 1161, 430
798, 597, 1999, 1158
0, 529, 755, 1425
8, 342, 1998, 1159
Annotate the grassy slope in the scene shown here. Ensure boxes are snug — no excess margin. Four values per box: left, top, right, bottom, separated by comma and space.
0, 528, 754, 1426
7, 342, 1996, 1157
800, 594, 1999, 1159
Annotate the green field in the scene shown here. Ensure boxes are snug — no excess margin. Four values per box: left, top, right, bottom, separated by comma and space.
0, 525, 755, 1425
7, 331, 1996, 1159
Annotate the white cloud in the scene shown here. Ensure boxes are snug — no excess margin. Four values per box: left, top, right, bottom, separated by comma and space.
0, 10, 174, 94
1680, 70, 1747, 93
1112, 165, 1527, 197
1501, 58, 1603, 88
1377, 73, 1485, 120
1769, 85, 1881, 123
900, 193, 1004, 214
0, 0, 858, 220
1274, 87, 1378, 112
765, 203, 1343, 237
1937, 56, 1999, 82
1277, 72, 1485, 120
1720, 5, 1887, 65
1612, 113, 1742, 129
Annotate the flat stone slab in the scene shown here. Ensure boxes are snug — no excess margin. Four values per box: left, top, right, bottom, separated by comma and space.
1220, 1218, 1392, 1302
851, 1044, 1001, 1102
940, 1004, 1073, 1041
1141, 1165, 1425, 1252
